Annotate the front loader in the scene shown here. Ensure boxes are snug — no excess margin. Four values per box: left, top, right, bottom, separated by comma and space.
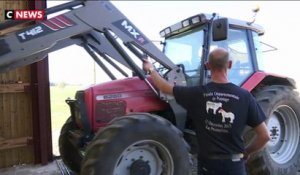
1, 1, 300, 175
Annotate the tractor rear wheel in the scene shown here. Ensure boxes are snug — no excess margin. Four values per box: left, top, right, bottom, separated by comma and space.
59, 117, 82, 173
80, 113, 191, 175
246, 85, 300, 175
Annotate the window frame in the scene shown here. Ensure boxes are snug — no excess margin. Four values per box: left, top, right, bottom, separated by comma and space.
206, 27, 257, 86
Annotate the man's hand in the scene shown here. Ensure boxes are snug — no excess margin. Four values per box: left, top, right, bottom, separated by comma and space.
142, 58, 154, 73
141, 57, 174, 95
243, 151, 250, 162
244, 122, 270, 161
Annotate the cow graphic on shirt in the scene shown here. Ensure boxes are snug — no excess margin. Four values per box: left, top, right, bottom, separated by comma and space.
206, 101, 222, 114
218, 109, 235, 123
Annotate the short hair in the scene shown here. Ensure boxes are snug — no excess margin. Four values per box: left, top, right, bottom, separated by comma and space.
208, 49, 229, 70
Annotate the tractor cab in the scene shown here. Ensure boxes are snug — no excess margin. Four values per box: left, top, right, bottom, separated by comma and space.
159, 14, 265, 87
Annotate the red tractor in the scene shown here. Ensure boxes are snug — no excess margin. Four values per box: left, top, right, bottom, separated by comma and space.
0, 1, 299, 175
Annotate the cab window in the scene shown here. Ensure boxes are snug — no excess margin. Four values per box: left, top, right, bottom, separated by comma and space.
210, 29, 254, 85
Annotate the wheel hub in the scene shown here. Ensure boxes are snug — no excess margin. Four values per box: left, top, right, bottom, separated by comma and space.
267, 105, 300, 164
267, 116, 282, 146
130, 160, 151, 175
270, 127, 279, 139
113, 140, 173, 175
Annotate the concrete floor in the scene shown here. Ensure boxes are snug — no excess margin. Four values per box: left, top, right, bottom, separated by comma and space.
0, 129, 70, 175
0, 161, 299, 175
0, 162, 60, 175
0, 159, 73, 175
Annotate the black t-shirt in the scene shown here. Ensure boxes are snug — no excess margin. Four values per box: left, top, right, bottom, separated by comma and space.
173, 82, 266, 157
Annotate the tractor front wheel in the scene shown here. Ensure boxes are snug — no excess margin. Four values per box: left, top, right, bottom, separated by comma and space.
59, 117, 82, 173
80, 113, 191, 175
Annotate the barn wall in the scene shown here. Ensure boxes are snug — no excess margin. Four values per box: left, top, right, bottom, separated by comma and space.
0, 0, 51, 168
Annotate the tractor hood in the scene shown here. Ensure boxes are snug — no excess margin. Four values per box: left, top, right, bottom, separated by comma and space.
88, 76, 154, 96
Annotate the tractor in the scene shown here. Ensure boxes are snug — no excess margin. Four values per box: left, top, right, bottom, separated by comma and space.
0, 1, 299, 175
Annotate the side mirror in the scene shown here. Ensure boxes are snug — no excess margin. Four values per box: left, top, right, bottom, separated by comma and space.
212, 18, 228, 41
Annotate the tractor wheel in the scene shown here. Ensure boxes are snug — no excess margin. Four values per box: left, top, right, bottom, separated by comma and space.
80, 113, 191, 175
59, 117, 82, 173
246, 85, 300, 175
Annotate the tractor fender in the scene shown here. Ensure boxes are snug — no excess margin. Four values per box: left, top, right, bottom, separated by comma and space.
241, 71, 296, 92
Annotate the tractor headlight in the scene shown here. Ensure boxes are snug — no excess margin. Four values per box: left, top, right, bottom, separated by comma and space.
182, 19, 190, 27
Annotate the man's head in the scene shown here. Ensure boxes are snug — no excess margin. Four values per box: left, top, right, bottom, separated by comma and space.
206, 48, 232, 71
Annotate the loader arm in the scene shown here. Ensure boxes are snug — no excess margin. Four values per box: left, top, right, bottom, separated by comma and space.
0, 0, 187, 130
0, 0, 176, 73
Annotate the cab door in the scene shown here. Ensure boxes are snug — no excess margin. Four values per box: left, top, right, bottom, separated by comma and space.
208, 28, 255, 86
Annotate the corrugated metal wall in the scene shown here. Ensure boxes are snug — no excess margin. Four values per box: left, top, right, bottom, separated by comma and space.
0, 0, 51, 168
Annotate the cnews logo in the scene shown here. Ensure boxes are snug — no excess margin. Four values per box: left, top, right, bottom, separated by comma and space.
5, 10, 45, 20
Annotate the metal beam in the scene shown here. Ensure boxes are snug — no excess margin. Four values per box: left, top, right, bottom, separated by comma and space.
30, 0, 52, 165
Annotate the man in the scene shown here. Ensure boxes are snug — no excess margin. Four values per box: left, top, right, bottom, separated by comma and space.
142, 48, 270, 175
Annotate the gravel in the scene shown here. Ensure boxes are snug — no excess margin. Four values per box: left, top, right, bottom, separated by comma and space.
190, 154, 198, 175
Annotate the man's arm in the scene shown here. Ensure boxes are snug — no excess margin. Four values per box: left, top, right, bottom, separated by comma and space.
244, 122, 270, 160
143, 59, 174, 95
